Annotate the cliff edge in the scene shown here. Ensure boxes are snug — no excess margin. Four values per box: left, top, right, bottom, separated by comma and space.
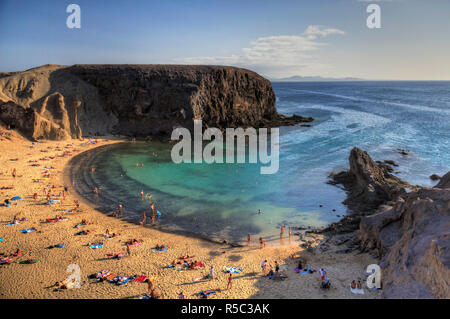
0, 64, 312, 140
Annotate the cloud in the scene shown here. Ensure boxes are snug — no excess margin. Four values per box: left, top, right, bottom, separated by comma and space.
303, 25, 346, 39
176, 25, 345, 78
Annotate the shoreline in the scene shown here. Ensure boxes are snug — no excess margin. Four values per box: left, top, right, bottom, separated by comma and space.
0, 128, 380, 299
66, 141, 311, 248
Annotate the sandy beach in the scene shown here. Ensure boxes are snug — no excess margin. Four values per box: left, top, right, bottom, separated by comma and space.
0, 126, 380, 299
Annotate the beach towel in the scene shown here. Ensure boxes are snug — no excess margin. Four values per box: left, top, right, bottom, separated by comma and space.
128, 242, 141, 247
116, 276, 133, 285
140, 294, 151, 299
350, 287, 365, 295
223, 266, 242, 274
89, 243, 103, 249
0, 257, 11, 264
48, 243, 66, 249
106, 252, 125, 259
168, 265, 185, 272
200, 290, 216, 297
19, 259, 39, 264
301, 268, 316, 274
95, 270, 110, 279
0, 238, 4, 242
21, 228, 36, 234
7, 221, 19, 225
46, 217, 67, 223
133, 275, 148, 283
152, 247, 168, 252
105, 273, 117, 281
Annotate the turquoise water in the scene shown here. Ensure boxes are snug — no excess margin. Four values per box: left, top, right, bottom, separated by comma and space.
73, 81, 450, 244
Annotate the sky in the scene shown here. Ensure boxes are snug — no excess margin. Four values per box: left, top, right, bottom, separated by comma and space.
0, 0, 449, 80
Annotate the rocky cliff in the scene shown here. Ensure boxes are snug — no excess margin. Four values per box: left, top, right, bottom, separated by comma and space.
330, 148, 449, 299
358, 175, 450, 298
0, 64, 312, 140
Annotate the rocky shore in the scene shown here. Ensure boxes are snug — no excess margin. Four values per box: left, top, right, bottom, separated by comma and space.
322, 147, 449, 298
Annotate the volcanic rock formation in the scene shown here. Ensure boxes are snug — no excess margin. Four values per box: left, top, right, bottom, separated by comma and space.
330, 148, 449, 298
0, 64, 313, 140
329, 147, 411, 212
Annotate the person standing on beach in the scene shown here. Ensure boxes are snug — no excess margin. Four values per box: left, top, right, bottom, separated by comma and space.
261, 260, 267, 274
289, 226, 292, 237
259, 237, 264, 249
141, 212, 146, 225
274, 261, 280, 279
247, 234, 251, 246
118, 204, 123, 216
12, 168, 16, 178
280, 226, 285, 237
150, 202, 155, 215
147, 278, 154, 293
209, 266, 214, 280
227, 273, 233, 290
126, 244, 131, 256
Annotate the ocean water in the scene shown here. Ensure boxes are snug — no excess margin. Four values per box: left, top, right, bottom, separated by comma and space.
72, 81, 450, 245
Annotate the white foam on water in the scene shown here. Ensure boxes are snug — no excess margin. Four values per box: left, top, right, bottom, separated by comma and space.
294, 89, 450, 115
280, 103, 391, 147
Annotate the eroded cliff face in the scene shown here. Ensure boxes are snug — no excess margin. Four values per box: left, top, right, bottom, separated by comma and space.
358, 185, 450, 299
0, 64, 312, 140
330, 148, 449, 299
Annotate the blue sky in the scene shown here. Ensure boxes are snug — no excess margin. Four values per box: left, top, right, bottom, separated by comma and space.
0, 0, 449, 79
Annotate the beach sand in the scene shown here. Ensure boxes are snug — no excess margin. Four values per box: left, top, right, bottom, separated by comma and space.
0, 126, 380, 299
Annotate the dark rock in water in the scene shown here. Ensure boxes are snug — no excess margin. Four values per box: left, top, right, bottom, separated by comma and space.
0, 64, 314, 140
430, 174, 441, 181
397, 149, 410, 156
384, 160, 399, 167
435, 171, 450, 189
329, 147, 411, 213
358, 186, 450, 299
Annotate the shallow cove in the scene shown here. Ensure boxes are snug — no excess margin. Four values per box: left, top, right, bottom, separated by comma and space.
69, 140, 346, 245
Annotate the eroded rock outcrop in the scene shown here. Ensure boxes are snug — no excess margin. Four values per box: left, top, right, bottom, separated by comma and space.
329, 148, 449, 298
329, 147, 411, 212
0, 100, 71, 140
0, 64, 313, 140
358, 186, 450, 298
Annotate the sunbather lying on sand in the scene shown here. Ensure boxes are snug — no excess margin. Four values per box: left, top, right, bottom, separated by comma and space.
127, 238, 141, 245
154, 244, 166, 251
10, 248, 24, 257
76, 229, 92, 235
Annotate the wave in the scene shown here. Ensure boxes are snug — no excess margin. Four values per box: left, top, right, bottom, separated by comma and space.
294, 89, 450, 115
